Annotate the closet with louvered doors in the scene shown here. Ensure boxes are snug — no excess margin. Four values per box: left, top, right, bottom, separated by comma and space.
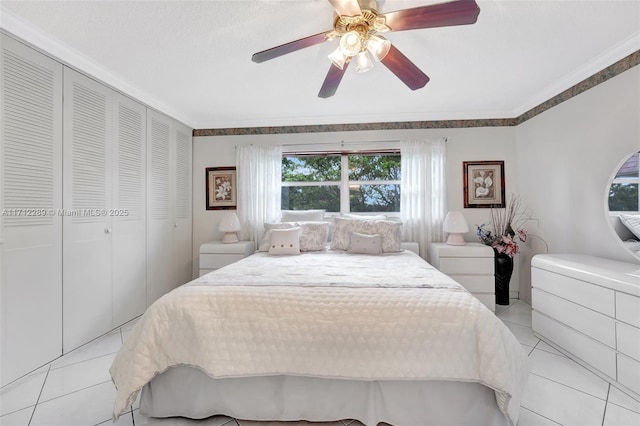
0, 35, 63, 386
146, 110, 192, 306
62, 68, 147, 352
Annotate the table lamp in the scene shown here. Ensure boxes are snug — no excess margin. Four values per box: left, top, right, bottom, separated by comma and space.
219, 211, 241, 243
443, 211, 469, 246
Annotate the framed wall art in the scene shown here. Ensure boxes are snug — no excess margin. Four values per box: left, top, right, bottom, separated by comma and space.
463, 160, 505, 208
206, 167, 237, 210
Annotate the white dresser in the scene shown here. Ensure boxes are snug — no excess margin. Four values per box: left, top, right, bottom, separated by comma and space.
429, 243, 495, 312
199, 241, 255, 276
532, 254, 640, 398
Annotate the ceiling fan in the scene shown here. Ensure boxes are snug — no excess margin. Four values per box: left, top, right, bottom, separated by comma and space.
251, 0, 480, 98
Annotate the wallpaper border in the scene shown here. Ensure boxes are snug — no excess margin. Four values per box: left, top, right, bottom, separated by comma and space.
194, 50, 639, 137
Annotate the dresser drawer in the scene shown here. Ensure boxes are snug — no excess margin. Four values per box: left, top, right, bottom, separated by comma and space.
617, 354, 640, 394
533, 288, 616, 347
533, 311, 616, 378
617, 322, 640, 362
617, 292, 640, 328
439, 258, 493, 274
450, 275, 494, 293
200, 253, 246, 269
532, 268, 615, 317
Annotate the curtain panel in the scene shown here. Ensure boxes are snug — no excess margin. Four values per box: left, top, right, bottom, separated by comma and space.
236, 144, 283, 248
400, 139, 447, 259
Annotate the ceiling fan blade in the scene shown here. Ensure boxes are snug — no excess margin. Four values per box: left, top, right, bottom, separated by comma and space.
318, 61, 350, 98
328, 0, 361, 16
252, 31, 331, 63
381, 45, 429, 90
384, 0, 480, 32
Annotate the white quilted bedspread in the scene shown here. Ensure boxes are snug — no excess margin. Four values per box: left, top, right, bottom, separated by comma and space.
110, 250, 528, 425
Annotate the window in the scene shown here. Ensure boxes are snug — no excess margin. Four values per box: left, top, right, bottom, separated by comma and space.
609, 152, 639, 212
281, 152, 401, 213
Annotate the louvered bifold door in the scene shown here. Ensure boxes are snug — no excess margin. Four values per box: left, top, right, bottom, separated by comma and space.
0, 35, 63, 386
112, 93, 146, 327
146, 109, 173, 305
62, 68, 113, 352
173, 122, 193, 285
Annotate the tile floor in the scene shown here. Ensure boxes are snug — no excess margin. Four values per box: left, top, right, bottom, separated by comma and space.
1, 300, 639, 426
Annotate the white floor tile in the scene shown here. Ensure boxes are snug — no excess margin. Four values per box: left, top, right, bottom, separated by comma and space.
608, 385, 640, 414
535, 341, 567, 358
39, 352, 115, 403
521, 343, 535, 356
96, 410, 135, 425
0, 406, 33, 426
133, 410, 235, 425
521, 373, 606, 426
498, 300, 532, 327
30, 381, 116, 426
603, 402, 640, 426
0, 366, 48, 416
517, 407, 561, 425
51, 329, 122, 370
502, 320, 540, 347
528, 348, 609, 399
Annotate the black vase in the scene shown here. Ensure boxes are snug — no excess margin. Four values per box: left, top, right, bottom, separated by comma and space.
494, 249, 513, 305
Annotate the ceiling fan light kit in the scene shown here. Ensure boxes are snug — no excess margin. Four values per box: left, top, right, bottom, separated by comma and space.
251, 0, 480, 98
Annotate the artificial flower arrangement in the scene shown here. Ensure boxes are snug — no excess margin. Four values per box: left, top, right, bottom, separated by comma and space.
476, 194, 529, 257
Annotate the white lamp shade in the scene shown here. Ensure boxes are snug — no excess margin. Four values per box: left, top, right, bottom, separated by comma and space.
219, 212, 241, 243
443, 211, 469, 246
355, 51, 374, 73
328, 47, 348, 70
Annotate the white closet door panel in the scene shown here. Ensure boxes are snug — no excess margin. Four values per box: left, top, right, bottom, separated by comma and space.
146, 110, 173, 305
62, 68, 112, 351
112, 93, 146, 326
1, 35, 63, 386
173, 122, 192, 285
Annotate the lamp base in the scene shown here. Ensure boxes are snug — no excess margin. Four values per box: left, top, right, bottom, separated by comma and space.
445, 233, 466, 246
221, 232, 239, 244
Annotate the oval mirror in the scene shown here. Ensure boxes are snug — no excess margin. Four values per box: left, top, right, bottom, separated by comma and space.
607, 151, 640, 260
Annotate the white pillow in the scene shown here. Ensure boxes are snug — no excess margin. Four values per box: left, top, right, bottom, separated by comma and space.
348, 232, 382, 255
258, 222, 296, 251
331, 217, 402, 253
268, 227, 301, 255
620, 214, 640, 240
342, 213, 387, 220
299, 222, 329, 252
281, 209, 325, 222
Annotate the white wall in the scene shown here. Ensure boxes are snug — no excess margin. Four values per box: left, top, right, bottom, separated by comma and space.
192, 127, 520, 291
515, 66, 640, 302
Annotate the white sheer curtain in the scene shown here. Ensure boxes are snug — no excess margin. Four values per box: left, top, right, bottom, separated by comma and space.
400, 139, 447, 259
235, 144, 282, 249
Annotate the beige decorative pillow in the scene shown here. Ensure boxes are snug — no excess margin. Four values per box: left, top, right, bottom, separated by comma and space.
268, 228, 301, 255
258, 222, 296, 251
348, 232, 382, 255
331, 217, 402, 252
299, 222, 329, 252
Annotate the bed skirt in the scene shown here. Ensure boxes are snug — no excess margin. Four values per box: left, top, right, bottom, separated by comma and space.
140, 366, 509, 426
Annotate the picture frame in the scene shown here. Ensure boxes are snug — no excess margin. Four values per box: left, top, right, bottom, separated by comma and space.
463, 161, 505, 208
206, 167, 237, 210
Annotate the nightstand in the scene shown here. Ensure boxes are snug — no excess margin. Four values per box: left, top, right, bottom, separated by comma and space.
428, 242, 495, 312
199, 241, 255, 276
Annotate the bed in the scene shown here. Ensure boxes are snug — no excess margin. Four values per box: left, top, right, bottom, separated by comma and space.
110, 247, 528, 426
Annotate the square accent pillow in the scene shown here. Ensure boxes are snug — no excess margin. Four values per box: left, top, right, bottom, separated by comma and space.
620, 214, 640, 240
348, 232, 382, 255
281, 209, 325, 222
258, 222, 296, 251
299, 222, 329, 252
268, 227, 301, 255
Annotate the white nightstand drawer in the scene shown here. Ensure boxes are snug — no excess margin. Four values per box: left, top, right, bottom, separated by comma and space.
474, 294, 496, 312
439, 258, 493, 274
200, 253, 246, 269
449, 275, 494, 292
